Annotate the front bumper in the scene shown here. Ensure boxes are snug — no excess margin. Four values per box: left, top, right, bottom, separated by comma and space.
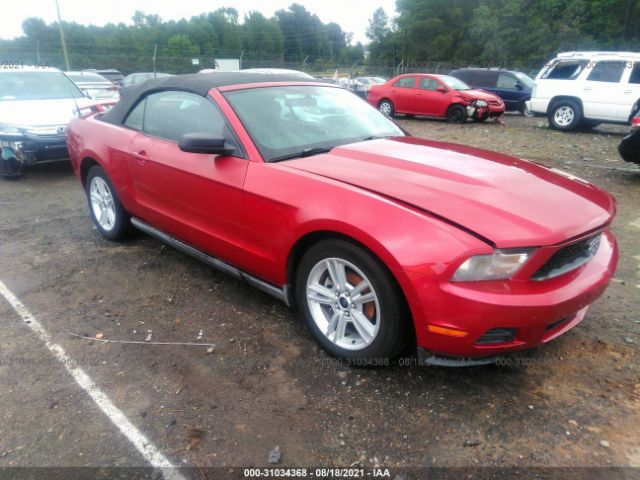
409, 230, 618, 358
1, 134, 69, 170
467, 102, 505, 120
528, 98, 550, 115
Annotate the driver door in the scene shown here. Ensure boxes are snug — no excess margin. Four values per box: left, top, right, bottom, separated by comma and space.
126, 90, 248, 266
416, 77, 450, 116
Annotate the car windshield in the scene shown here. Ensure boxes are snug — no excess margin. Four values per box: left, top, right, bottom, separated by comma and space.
437, 75, 471, 90
224, 85, 404, 162
513, 72, 535, 88
0, 71, 84, 101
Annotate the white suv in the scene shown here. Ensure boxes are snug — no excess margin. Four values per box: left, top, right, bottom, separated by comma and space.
528, 51, 640, 131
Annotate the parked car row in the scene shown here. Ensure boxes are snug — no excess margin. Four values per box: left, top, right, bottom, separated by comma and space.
2, 54, 639, 179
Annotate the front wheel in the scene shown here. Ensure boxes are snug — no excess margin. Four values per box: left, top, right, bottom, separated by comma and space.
378, 100, 395, 117
548, 100, 582, 131
86, 165, 132, 241
446, 104, 467, 124
295, 240, 409, 361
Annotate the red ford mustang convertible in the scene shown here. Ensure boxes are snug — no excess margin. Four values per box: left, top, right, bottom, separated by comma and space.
67, 73, 618, 365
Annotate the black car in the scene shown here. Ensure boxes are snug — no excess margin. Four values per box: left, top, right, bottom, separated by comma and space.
449, 68, 534, 115
619, 102, 640, 165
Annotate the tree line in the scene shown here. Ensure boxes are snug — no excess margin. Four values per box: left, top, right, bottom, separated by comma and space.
0, 0, 638, 75
368, 0, 640, 71
0, 4, 365, 73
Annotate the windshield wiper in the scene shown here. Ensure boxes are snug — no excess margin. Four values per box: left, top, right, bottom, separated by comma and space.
360, 135, 391, 142
270, 147, 333, 163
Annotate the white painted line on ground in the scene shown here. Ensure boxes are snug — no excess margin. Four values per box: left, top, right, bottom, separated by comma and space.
0, 279, 186, 480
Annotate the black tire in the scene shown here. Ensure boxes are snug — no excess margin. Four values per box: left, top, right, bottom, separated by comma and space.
85, 165, 132, 241
295, 239, 409, 362
579, 119, 601, 129
548, 100, 582, 131
446, 104, 467, 124
378, 99, 395, 117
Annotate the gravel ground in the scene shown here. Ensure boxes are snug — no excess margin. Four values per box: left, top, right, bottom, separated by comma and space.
0, 115, 638, 475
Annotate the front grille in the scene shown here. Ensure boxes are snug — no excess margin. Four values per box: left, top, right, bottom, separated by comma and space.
476, 328, 517, 345
532, 233, 602, 281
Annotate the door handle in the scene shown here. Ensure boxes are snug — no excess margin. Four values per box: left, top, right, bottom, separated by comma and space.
132, 150, 148, 163
624, 90, 633, 94
583, 87, 592, 91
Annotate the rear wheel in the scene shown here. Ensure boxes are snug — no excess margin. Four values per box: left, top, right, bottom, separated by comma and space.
295, 240, 409, 361
548, 100, 582, 131
446, 104, 467, 124
86, 166, 132, 241
378, 99, 395, 117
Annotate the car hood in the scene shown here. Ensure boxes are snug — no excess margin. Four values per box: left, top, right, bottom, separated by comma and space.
459, 89, 501, 102
0, 98, 93, 127
284, 137, 615, 247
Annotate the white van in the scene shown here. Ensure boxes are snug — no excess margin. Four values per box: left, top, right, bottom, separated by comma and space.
528, 51, 640, 131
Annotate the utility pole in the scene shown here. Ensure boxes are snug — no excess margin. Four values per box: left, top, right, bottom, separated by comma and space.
55, 0, 70, 70
152, 43, 158, 77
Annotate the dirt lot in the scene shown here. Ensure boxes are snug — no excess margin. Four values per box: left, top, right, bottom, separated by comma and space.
0, 115, 639, 476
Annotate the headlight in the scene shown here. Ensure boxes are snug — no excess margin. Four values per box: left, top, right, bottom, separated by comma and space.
474, 100, 488, 107
452, 248, 534, 282
0, 124, 24, 136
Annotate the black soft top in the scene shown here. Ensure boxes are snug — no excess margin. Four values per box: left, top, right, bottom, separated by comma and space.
101, 72, 320, 125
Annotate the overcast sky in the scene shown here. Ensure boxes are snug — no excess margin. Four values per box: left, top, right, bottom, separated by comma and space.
2, 0, 397, 44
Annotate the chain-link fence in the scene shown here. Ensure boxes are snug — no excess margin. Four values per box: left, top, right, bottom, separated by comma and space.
0, 43, 543, 79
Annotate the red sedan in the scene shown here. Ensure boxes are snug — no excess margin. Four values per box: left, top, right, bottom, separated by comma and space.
367, 73, 505, 123
66, 73, 617, 365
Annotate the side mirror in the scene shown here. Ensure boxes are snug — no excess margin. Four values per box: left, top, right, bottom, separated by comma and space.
436, 86, 447, 93
515, 81, 524, 90
178, 133, 236, 155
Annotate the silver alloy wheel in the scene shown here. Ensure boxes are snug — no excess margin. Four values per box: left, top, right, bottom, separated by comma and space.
554, 106, 575, 126
379, 101, 392, 116
89, 176, 116, 231
306, 258, 381, 351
